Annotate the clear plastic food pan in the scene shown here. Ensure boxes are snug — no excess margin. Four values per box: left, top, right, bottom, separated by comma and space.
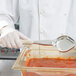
12, 45, 76, 76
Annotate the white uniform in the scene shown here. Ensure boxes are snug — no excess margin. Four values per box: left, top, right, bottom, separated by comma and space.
0, 0, 76, 76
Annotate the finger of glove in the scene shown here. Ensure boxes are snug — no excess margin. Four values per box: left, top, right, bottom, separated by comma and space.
1, 35, 12, 48
0, 35, 12, 48
5, 40, 12, 48
18, 32, 30, 40
14, 32, 23, 48
1, 38, 7, 47
4, 35, 13, 48
7, 33, 17, 48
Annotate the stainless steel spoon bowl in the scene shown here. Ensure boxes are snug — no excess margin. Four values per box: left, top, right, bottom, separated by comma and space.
53, 35, 76, 52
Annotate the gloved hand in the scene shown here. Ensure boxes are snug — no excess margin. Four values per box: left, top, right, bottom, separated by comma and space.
0, 26, 31, 48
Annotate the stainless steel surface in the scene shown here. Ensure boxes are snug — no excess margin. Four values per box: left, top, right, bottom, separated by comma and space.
0, 60, 21, 76
0, 47, 21, 76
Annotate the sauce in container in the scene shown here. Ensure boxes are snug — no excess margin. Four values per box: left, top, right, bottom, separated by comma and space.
26, 58, 76, 68
22, 58, 76, 76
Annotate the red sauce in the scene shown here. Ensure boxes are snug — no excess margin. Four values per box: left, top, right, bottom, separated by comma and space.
67, 74, 76, 76
22, 58, 76, 76
26, 58, 76, 68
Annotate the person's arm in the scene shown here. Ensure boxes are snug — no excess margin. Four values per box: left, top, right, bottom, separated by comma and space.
0, 0, 19, 29
0, 0, 31, 48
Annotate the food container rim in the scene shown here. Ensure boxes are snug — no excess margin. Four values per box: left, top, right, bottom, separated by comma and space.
12, 45, 76, 73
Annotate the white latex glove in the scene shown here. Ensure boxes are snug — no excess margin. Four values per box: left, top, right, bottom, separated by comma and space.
0, 26, 31, 48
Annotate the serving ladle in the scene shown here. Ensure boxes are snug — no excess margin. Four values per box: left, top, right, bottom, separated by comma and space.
21, 35, 76, 52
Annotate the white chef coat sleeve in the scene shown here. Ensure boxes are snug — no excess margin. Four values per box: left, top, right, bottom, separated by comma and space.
0, 0, 19, 29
